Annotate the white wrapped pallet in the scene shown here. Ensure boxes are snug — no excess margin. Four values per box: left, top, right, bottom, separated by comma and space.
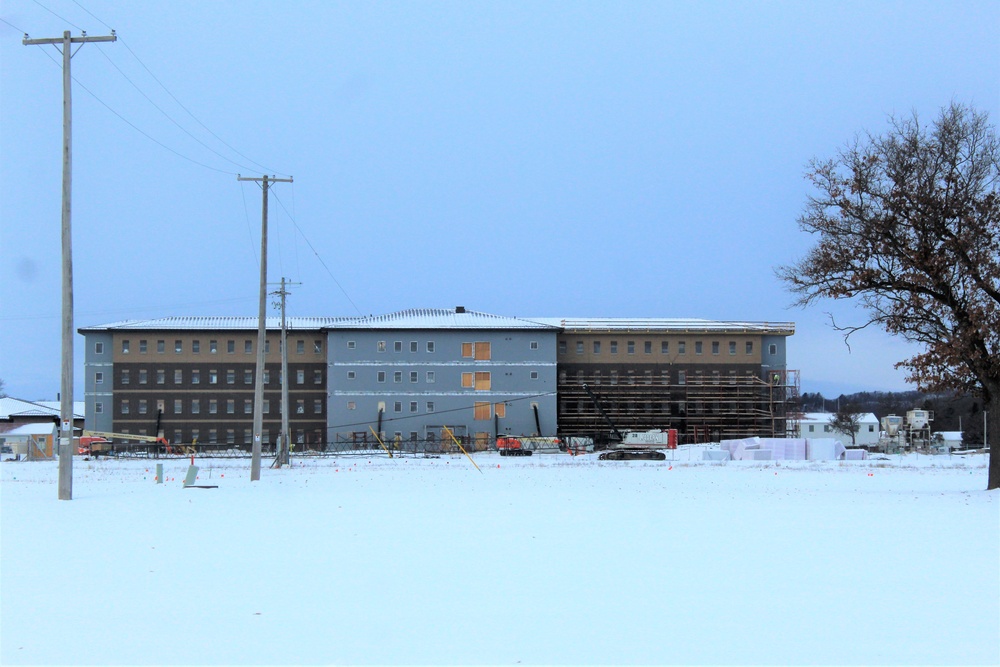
720, 437, 756, 459
733, 440, 761, 461
757, 438, 806, 460
807, 438, 847, 460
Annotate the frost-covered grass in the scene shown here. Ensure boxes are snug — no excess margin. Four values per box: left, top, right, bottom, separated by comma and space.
2, 451, 997, 666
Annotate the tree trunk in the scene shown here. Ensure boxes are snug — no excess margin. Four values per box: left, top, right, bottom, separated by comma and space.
987, 389, 1000, 491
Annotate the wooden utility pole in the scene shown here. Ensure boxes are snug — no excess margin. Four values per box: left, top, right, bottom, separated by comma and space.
237, 175, 292, 481
272, 277, 300, 468
23, 30, 117, 500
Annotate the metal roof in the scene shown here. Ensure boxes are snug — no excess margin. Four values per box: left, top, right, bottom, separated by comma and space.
77, 313, 794, 335
801, 412, 879, 424
78, 316, 347, 332
529, 318, 796, 335
327, 308, 561, 330
0, 397, 84, 420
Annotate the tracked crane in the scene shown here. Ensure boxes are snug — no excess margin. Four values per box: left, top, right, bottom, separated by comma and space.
582, 384, 667, 461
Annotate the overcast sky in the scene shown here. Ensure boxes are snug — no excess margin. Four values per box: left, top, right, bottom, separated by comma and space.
1, 0, 998, 402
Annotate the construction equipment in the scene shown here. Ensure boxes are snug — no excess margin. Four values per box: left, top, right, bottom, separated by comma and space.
496, 436, 562, 456
496, 436, 533, 456
582, 384, 667, 461
77, 430, 172, 455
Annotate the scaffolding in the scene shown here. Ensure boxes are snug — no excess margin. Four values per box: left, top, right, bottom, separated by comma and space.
556, 369, 800, 444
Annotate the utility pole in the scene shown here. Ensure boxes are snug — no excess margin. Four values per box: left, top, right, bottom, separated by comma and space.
271, 277, 300, 467
24, 30, 117, 501
237, 175, 292, 481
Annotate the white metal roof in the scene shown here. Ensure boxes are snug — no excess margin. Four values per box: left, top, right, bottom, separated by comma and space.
78, 313, 794, 334
0, 397, 84, 420
327, 308, 560, 330
3, 422, 60, 436
801, 412, 879, 424
529, 318, 795, 334
79, 316, 348, 332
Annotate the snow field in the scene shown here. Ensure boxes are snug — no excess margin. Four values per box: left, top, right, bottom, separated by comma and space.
2, 452, 997, 665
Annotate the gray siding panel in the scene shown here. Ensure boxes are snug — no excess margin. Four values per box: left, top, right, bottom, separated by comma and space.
82, 332, 114, 432
327, 329, 558, 443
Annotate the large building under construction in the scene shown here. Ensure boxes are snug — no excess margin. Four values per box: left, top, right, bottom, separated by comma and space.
78, 317, 339, 449
79, 311, 798, 448
533, 318, 798, 443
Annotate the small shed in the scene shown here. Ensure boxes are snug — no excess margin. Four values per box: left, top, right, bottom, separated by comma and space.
2, 422, 58, 459
800, 412, 880, 446
935, 431, 964, 450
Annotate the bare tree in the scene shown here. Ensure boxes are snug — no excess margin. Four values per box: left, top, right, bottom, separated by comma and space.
830, 405, 863, 446
0, 378, 6, 398
778, 102, 1000, 489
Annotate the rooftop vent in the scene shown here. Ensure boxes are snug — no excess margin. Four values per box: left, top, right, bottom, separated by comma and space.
455, 306, 466, 313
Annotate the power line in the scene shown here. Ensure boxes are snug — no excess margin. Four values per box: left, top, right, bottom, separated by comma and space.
69, 0, 287, 177
240, 181, 260, 268
35, 45, 232, 174
69, 0, 111, 30
291, 183, 302, 280
33, 44, 239, 175
271, 190, 365, 316
92, 44, 265, 174
324, 391, 558, 433
115, 35, 289, 178
0, 16, 27, 33
31, 0, 83, 31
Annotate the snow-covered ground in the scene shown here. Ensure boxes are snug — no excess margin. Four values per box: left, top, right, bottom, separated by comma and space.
2, 448, 998, 666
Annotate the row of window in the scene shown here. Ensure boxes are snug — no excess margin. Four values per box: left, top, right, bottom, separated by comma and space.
559, 399, 744, 416
101, 336, 776, 358
104, 368, 323, 386
107, 397, 324, 416
362, 340, 541, 354
368, 340, 436, 353
343, 400, 507, 420
345, 369, 541, 385
558, 369, 758, 385
106, 338, 324, 356
805, 424, 876, 433
560, 340, 777, 356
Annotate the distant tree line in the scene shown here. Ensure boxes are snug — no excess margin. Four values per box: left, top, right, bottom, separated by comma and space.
798, 390, 989, 445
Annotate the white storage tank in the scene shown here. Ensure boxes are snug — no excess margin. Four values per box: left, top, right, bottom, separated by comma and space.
906, 409, 933, 430
881, 415, 903, 436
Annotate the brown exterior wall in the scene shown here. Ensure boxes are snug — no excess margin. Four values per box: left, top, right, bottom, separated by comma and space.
555, 331, 793, 442
107, 330, 327, 449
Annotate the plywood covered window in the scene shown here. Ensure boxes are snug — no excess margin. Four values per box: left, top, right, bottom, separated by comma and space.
462, 372, 474, 388
494, 402, 506, 418
475, 371, 491, 390
474, 401, 492, 420
463, 342, 491, 360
